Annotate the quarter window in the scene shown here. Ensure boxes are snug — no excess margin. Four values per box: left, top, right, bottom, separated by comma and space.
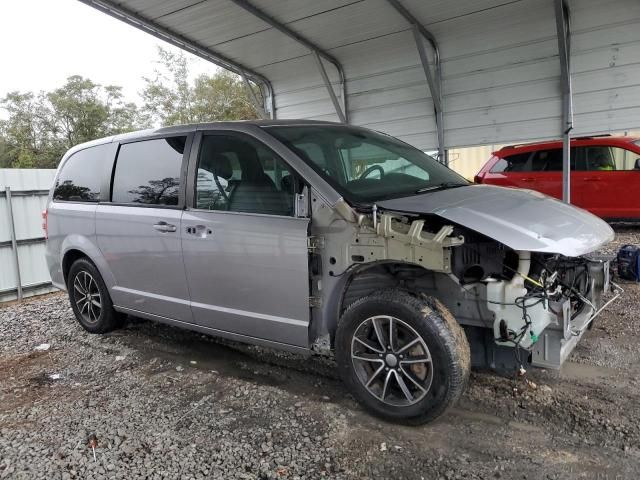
195, 135, 298, 216
112, 137, 186, 205
490, 153, 531, 173
53, 144, 110, 202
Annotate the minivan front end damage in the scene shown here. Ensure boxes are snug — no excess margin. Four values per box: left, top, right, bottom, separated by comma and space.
483, 251, 620, 368
330, 191, 618, 371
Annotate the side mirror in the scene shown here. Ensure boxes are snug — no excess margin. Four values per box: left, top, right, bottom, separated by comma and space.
635, 158, 640, 170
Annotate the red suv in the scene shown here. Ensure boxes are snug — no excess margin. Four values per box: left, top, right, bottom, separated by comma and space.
475, 136, 640, 221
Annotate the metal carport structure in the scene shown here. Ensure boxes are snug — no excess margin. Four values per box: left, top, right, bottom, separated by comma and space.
80, 0, 640, 202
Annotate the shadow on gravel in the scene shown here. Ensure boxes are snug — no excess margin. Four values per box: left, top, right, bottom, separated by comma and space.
111, 315, 349, 402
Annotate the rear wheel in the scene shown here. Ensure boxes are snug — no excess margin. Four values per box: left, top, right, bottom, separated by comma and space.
67, 258, 124, 333
336, 289, 470, 424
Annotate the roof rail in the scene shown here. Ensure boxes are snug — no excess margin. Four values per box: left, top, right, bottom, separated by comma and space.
502, 143, 531, 149
574, 134, 612, 140
501, 133, 615, 149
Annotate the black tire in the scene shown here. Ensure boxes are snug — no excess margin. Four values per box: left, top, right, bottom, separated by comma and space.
336, 289, 470, 425
67, 257, 124, 334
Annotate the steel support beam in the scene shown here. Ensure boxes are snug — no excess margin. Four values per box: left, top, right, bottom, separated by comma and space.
240, 71, 268, 120
387, 0, 445, 163
312, 52, 347, 124
555, 0, 574, 203
228, 0, 348, 123
77, 0, 277, 118
4, 187, 23, 301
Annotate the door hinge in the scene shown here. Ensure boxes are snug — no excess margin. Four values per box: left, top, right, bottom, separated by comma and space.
307, 236, 324, 252
309, 296, 322, 308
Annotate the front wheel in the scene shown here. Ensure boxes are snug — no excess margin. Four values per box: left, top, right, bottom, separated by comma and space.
336, 289, 470, 425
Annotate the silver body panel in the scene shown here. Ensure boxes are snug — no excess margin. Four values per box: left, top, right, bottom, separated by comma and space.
95, 205, 192, 323
115, 305, 311, 355
45, 202, 100, 290
378, 184, 614, 257
181, 209, 310, 347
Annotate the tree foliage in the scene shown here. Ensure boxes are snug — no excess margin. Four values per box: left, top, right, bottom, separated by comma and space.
0, 46, 260, 169
141, 46, 259, 125
0, 76, 143, 168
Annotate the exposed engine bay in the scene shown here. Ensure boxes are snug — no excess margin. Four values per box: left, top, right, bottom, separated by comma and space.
439, 220, 619, 368
450, 231, 616, 349
484, 252, 610, 345
338, 208, 620, 369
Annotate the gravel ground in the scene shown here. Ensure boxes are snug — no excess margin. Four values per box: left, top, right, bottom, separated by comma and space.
1, 227, 640, 480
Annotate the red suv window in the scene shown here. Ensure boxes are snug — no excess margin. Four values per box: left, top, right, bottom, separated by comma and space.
489, 152, 530, 173
493, 148, 579, 173
530, 149, 563, 171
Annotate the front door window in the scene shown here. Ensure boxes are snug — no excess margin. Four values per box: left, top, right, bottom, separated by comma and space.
575, 145, 637, 171
195, 135, 300, 216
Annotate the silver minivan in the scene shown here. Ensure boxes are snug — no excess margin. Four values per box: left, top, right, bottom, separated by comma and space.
45, 121, 615, 424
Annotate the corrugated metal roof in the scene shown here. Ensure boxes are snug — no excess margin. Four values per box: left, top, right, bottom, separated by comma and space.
84, 0, 640, 149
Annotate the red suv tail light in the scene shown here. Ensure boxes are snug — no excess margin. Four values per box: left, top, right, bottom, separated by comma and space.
42, 209, 48, 239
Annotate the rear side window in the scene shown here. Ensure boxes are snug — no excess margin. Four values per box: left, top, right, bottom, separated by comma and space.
490, 153, 530, 173
53, 144, 109, 202
530, 149, 562, 171
112, 137, 186, 205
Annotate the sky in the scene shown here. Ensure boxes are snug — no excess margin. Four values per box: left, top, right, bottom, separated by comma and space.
0, 0, 219, 103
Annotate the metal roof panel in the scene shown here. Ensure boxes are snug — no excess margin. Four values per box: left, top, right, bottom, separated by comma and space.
86, 0, 640, 149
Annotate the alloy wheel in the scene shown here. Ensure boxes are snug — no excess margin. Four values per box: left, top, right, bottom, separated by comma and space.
351, 315, 433, 406
73, 271, 102, 324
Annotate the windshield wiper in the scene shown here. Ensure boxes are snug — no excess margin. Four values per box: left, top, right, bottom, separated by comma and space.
415, 182, 469, 194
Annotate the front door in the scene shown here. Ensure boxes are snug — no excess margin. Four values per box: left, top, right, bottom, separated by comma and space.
181, 132, 310, 347
486, 149, 564, 199
573, 145, 640, 219
96, 135, 193, 322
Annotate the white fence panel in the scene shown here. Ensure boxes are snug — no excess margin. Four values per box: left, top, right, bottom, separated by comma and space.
0, 169, 58, 302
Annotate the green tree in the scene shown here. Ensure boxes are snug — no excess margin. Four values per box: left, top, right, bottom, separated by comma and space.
141, 46, 259, 126
46, 76, 143, 149
192, 71, 261, 121
0, 46, 262, 169
0, 91, 56, 168
0, 76, 144, 168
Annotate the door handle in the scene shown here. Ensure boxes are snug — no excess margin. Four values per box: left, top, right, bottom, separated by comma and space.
520, 177, 535, 182
584, 177, 600, 182
153, 221, 177, 233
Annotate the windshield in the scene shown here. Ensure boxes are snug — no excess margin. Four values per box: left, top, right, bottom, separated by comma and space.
264, 125, 468, 203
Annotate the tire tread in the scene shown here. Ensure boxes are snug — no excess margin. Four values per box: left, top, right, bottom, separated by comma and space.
67, 257, 124, 334
336, 288, 470, 425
